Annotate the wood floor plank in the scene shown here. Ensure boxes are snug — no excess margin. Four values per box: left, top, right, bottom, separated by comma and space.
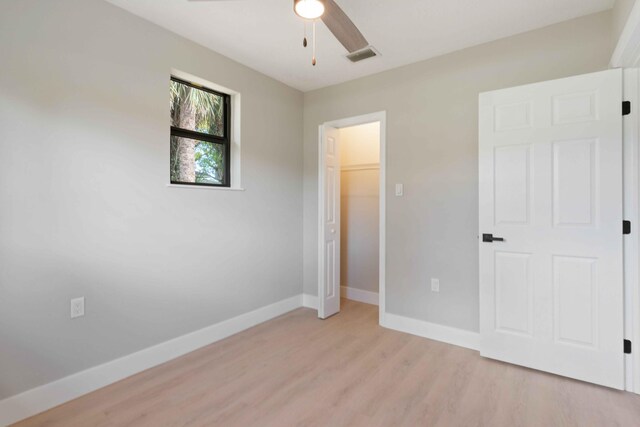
12, 299, 640, 427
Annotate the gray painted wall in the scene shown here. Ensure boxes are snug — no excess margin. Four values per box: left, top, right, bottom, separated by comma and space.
612, 0, 636, 45
0, 0, 303, 399
302, 12, 613, 333
340, 169, 380, 294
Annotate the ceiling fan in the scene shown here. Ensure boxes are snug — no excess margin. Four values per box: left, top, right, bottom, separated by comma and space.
188, 0, 374, 66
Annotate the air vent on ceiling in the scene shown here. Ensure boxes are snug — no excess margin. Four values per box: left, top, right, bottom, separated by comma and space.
346, 46, 379, 63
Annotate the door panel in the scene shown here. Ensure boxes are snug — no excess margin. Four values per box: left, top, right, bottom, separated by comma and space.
552, 139, 597, 226
494, 145, 532, 225
552, 91, 598, 125
495, 251, 533, 336
319, 126, 341, 319
479, 69, 623, 389
326, 240, 336, 298
494, 101, 533, 131
553, 255, 597, 347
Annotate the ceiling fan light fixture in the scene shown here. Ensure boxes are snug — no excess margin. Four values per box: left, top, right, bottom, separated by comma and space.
294, 0, 325, 20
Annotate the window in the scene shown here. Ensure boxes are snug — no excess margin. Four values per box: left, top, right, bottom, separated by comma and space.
170, 77, 231, 187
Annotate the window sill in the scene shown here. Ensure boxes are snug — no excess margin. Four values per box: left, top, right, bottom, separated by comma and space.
166, 184, 245, 191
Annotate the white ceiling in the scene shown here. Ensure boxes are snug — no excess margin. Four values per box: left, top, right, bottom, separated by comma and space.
105, 0, 615, 92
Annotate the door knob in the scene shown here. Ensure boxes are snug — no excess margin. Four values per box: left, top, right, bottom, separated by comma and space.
482, 233, 504, 242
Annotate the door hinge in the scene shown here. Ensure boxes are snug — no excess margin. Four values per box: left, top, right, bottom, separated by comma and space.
624, 220, 631, 235
625, 339, 632, 354
623, 101, 631, 116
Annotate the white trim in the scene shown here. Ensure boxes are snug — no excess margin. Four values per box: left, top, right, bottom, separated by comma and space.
229, 87, 242, 189
341, 286, 379, 306
0, 294, 304, 426
318, 111, 387, 322
381, 312, 480, 351
166, 184, 246, 191
611, 2, 640, 68
624, 68, 640, 394
379, 115, 387, 323
341, 163, 380, 172
302, 293, 319, 309
317, 125, 326, 317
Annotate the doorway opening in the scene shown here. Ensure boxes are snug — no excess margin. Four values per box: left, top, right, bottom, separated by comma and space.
318, 112, 386, 321
340, 122, 380, 306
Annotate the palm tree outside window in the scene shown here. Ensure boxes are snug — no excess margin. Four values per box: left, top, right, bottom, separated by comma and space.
170, 77, 231, 187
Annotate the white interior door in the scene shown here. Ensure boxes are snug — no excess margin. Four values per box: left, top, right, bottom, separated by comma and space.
479, 69, 624, 389
319, 126, 341, 319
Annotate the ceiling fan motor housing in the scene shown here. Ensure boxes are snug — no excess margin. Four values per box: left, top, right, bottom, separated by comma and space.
294, 0, 325, 20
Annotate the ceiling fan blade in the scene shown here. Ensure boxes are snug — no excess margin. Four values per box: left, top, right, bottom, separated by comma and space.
320, 0, 368, 53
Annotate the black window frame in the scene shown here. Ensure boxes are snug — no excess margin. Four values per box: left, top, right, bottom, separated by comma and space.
170, 76, 231, 188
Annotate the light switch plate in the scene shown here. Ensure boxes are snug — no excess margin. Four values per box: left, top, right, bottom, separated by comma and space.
431, 278, 440, 292
70, 297, 85, 319
395, 183, 404, 196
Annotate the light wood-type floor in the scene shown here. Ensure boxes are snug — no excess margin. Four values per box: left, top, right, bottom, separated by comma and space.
14, 299, 640, 427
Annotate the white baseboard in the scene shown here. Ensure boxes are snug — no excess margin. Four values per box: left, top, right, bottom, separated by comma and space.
341, 286, 379, 306
302, 293, 318, 309
0, 294, 304, 427
381, 312, 480, 351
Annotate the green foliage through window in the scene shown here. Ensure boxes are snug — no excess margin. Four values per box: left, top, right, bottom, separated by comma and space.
169, 77, 230, 186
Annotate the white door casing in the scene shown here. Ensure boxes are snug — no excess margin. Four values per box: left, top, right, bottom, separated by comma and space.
319, 126, 341, 319
318, 111, 387, 322
479, 69, 624, 389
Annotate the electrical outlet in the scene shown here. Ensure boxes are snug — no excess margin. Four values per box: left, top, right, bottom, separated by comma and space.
431, 278, 440, 292
70, 297, 85, 319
